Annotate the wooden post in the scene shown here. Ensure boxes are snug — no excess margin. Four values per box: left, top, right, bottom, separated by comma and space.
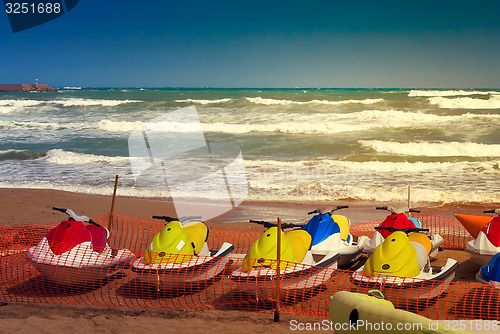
407, 185, 411, 217
108, 175, 119, 231
274, 217, 281, 322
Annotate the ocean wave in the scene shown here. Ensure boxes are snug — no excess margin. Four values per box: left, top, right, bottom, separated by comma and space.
0, 99, 47, 113
245, 97, 384, 105
408, 90, 493, 97
0, 149, 47, 161
0, 98, 141, 113
0, 120, 63, 130
97, 119, 203, 133
174, 98, 233, 104
247, 183, 500, 204
42, 149, 130, 165
0, 181, 171, 198
96, 109, 500, 135
428, 95, 500, 109
359, 140, 500, 157
1, 180, 497, 205
246, 158, 500, 174
55, 98, 142, 107
342, 186, 500, 204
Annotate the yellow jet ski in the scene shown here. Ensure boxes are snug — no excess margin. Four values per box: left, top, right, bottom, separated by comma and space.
363, 207, 444, 258
131, 215, 234, 290
230, 220, 340, 301
351, 226, 458, 301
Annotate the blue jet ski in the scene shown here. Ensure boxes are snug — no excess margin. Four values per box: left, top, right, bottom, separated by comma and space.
476, 252, 500, 288
301, 206, 369, 268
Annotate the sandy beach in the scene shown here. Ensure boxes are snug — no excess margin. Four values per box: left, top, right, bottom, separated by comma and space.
0, 188, 498, 333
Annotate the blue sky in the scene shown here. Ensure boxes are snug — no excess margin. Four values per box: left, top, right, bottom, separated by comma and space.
1, 0, 500, 88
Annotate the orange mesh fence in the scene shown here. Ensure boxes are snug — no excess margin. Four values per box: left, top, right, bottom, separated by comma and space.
0, 213, 496, 321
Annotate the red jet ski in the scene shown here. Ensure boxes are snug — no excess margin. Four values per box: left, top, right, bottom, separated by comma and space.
26, 207, 135, 286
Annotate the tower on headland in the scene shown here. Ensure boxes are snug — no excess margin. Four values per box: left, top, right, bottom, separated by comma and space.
0, 80, 57, 92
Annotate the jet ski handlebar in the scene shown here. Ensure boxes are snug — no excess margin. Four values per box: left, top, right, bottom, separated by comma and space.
484, 209, 500, 215
249, 219, 302, 229
307, 205, 349, 215
52, 207, 101, 227
152, 215, 203, 223
375, 206, 420, 214
375, 226, 429, 234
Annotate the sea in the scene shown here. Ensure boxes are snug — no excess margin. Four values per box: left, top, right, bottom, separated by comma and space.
0, 88, 499, 206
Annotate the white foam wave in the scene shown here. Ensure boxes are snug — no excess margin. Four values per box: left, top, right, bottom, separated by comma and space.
0, 120, 62, 130
43, 149, 129, 165
360, 140, 500, 157
0, 181, 171, 199
245, 97, 383, 105
428, 95, 500, 109
56, 98, 141, 107
343, 186, 500, 204
174, 98, 232, 104
1, 180, 497, 205
97, 120, 146, 133
97, 119, 202, 133
0, 99, 46, 113
409, 90, 492, 97
246, 158, 500, 174
96, 109, 500, 135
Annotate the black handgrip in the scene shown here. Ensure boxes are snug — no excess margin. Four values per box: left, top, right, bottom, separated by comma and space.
336, 205, 349, 210
249, 220, 302, 229
88, 219, 101, 227
484, 209, 496, 214
249, 220, 274, 228
282, 223, 302, 229
308, 209, 322, 215
376, 206, 388, 210
153, 215, 178, 222
375, 226, 429, 234
52, 207, 66, 213
409, 209, 421, 213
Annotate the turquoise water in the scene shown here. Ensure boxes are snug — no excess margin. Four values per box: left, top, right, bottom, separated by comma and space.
0, 88, 499, 204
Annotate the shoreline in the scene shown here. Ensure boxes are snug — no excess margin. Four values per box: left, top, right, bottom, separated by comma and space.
0, 187, 497, 228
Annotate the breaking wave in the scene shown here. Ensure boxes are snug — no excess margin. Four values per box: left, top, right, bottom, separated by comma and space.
359, 140, 500, 157
245, 97, 383, 105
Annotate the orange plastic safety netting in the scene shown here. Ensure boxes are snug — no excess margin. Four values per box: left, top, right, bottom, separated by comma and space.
0, 212, 497, 320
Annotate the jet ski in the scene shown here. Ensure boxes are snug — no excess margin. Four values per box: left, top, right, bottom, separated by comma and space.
230, 220, 340, 301
301, 206, 369, 267
464, 209, 500, 256
363, 207, 444, 258
25, 207, 135, 286
455, 213, 493, 239
476, 253, 500, 288
352, 226, 458, 300
131, 215, 234, 291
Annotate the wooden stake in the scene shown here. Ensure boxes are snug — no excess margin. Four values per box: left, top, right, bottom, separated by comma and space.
108, 175, 119, 231
407, 185, 411, 217
274, 217, 281, 323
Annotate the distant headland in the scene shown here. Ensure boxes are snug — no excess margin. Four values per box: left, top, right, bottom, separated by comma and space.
0, 79, 57, 92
